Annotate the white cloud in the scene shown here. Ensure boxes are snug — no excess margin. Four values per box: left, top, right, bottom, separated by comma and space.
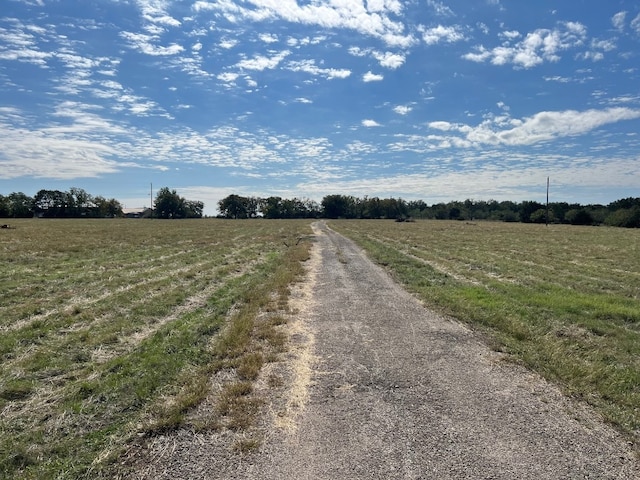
463, 22, 588, 68
349, 47, 405, 69
192, 0, 413, 47
422, 25, 465, 45
287, 59, 351, 79
425, 107, 640, 147
362, 119, 381, 127
631, 13, 640, 34
500, 30, 520, 40
219, 38, 239, 49
363, 71, 384, 82
428, 121, 455, 131
366, 0, 402, 15
426, 0, 454, 17
477, 22, 489, 35
259, 33, 279, 43
590, 38, 617, 52
578, 51, 604, 62
136, 0, 182, 27
0, 24, 54, 66
120, 31, 184, 56
393, 105, 412, 115
217, 72, 240, 84
612, 11, 627, 32
372, 51, 406, 69
236, 50, 291, 70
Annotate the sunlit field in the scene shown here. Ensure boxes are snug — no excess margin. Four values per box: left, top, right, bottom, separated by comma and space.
0, 218, 312, 479
329, 219, 640, 444
2, 218, 639, 478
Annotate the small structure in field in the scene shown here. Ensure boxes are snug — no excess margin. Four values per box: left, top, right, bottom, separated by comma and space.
122, 208, 152, 219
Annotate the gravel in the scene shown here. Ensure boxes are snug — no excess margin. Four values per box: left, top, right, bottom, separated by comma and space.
125, 221, 639, 479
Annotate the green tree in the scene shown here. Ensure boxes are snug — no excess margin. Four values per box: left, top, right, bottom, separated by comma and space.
565, 208, 594, 226
155, 187, 185, 219
68, 187, 93, 216
8, 192, 34, 217
519, 201, 544, 223
184, 200, 204, 218
605, 206, 640, 228
33, 189, 70, 217
218, 194, 249, 219
608, 197, 640, 210
93, 196, 123, 217
260, 196, 283, 219
529, 208, 554, 224
0, 194, 9, 217
321, 195, 358, 219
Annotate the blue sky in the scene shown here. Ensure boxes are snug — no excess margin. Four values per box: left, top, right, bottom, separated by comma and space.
1, 0, 639, 215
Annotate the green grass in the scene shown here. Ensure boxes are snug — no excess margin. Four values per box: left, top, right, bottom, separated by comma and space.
0, 218, 312, 479
329, 219, 640, 443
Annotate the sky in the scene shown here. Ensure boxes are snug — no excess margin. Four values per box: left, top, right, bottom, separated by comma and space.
1, 0, 639, 215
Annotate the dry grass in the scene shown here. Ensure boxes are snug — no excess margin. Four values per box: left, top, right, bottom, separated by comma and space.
0, 218, 313, 479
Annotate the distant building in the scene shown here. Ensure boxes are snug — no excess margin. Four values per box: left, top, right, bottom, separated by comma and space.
122, 207, 152, 218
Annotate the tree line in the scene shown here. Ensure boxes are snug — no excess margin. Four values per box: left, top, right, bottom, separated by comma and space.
3, 188, 638, 227
0, 187, 204, 219
218, 194, 640, 228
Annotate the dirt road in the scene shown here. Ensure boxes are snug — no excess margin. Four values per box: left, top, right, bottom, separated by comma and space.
133, 221, 639, 479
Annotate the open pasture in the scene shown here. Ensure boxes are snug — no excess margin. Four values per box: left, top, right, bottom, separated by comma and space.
0, 218, 312, 479
329, 220, 640, 444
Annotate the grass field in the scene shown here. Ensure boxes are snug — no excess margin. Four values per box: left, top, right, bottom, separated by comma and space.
329, 219, 640, 446
0, 218, 312, 479
2, 218, 639, 477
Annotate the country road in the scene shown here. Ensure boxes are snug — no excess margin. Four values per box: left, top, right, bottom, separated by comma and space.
131, 221, 639, 479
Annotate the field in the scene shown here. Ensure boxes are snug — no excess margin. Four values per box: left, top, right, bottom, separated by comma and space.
329, 219, 640, 445
2, 218, 640, 478
0, 218, 312, 479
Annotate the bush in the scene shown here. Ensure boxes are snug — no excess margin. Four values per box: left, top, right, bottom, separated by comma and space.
605, 206, 640, 228
565, 208, 594, 226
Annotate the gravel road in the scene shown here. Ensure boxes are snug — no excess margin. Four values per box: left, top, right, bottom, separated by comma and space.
130, 221, 639, 479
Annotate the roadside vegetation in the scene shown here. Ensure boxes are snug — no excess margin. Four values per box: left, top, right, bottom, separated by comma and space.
329, 220, 640, 444
0, 218, 312, 479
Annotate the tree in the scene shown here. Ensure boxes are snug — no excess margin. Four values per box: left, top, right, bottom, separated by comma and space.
93, 196, 123, 217
519, 201, 544, 223
565, 208, 594, 226
260, 196, 283, 219
218, 194, 249, 219
8, 192, 34, 217
68, 187, 93, 216
0, 194, 9, 217
530, 208, 553, 224
321, 195, 358, 219
605, 206, 640, 228
155, 187, 185, 219
608, 197, 640, 211
184, 200, 204, 218
33, 189, 70, 217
